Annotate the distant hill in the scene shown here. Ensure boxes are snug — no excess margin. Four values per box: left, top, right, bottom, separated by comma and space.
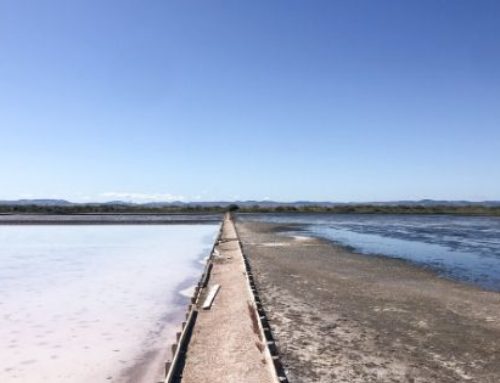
0, 199, 74, 206
0, 198, 499, 207
369, 200, 500, 207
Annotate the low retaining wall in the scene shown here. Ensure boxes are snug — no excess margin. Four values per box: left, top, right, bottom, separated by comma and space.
159, 214, 289, 383
159, 220, 224, 383
233, 216, 289, 383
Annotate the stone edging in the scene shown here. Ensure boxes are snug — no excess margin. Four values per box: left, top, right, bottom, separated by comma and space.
159, 220, 224, 383
233, 215, 290, 383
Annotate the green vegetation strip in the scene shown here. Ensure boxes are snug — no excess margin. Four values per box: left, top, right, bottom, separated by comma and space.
1, 203, 499, 216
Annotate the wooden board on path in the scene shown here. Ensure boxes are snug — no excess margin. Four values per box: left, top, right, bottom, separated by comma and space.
202, 284, 220, 310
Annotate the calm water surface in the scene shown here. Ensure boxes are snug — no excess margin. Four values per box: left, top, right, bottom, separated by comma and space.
0, 225, 218, 383
243, 214, 500, 291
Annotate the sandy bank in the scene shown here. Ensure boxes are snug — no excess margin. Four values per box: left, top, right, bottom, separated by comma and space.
236, 220, 500, 383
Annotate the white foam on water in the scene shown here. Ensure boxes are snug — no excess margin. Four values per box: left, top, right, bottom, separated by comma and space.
0, 225, 218, 382
292, 235, 313, 241
178, 285, 197, 298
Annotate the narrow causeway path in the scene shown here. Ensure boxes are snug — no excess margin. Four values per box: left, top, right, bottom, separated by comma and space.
180, 215, 275, 383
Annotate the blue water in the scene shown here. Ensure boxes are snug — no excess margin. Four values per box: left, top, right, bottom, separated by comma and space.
241, 214, 500, 292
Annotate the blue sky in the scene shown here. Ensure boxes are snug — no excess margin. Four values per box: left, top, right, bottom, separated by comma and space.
1, 1, 499, 202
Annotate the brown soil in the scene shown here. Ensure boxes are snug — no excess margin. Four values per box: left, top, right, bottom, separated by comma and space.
236, 220, 500, 383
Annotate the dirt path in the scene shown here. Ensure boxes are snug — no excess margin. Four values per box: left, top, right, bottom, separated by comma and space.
181, 216, 274, 383
236, 220, 500, 383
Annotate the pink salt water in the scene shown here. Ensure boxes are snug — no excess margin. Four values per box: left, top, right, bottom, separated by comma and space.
0, 225, 218, 382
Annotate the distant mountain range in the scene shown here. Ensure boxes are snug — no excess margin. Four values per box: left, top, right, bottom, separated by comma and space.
0, 199, 74, 206
1, 199, 499, 207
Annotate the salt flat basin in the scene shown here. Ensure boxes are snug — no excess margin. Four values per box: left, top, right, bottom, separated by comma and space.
0, 224, 218, 382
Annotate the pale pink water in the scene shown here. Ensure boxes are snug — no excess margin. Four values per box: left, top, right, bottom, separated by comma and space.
0, 225, 218, 382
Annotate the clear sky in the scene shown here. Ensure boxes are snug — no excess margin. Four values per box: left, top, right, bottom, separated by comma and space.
1, 1, 499, 202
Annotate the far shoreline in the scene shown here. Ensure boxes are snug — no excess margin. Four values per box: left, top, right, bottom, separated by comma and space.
1, 202, 500, 217
0, 213, 222, 225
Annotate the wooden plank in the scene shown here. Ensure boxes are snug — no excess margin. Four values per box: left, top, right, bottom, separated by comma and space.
202, 284, 220, 310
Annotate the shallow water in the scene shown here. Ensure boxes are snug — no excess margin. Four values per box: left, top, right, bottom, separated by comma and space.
0, 224, 218, 382
242, 214, 500, 291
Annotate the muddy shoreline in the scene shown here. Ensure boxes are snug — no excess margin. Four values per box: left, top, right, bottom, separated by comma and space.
236, 220, 500, 383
